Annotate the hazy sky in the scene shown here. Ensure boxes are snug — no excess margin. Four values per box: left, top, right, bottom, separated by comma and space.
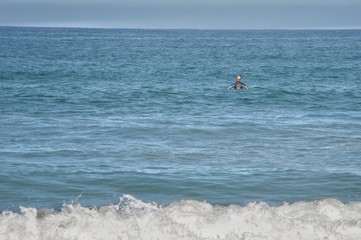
0, 0, 360, 29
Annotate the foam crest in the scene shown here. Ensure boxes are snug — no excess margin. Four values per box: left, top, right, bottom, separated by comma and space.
1, 196, 361, 240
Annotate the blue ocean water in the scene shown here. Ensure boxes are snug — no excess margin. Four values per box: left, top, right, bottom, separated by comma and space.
0, 27, 361, 239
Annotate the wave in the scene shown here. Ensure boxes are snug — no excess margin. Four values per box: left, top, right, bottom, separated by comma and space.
1, 195, 361, 240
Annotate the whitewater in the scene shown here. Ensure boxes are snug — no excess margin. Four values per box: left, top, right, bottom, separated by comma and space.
1, 195, 361, 240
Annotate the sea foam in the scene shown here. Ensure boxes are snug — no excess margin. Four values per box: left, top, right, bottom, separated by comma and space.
1, 195, 361, 240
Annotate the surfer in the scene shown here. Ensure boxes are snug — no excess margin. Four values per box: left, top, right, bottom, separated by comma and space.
228, 75, 248, 90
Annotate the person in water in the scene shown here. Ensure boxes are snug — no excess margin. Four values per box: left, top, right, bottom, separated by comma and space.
229, 75, 248, 89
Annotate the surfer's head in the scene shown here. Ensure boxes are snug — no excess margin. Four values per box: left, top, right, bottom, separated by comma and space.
236, 75, 241, 81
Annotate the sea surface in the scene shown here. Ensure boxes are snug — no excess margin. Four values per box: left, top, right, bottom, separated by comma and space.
0, 27, 361, 239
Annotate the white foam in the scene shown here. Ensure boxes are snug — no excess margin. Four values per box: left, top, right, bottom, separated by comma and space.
1, 195, 361, 240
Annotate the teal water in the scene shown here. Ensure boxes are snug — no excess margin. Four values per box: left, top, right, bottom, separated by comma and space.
0, 27, 361, 214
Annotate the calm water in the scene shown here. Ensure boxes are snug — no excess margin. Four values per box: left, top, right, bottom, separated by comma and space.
0, 27, 361, 239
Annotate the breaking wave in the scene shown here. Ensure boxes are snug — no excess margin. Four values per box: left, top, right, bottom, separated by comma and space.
1, 195, 361, 240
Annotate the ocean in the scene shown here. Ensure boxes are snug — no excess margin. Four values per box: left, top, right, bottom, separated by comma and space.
0, 27, 361, 239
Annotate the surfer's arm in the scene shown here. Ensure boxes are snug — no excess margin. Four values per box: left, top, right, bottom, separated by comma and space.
228, 83, 236, 89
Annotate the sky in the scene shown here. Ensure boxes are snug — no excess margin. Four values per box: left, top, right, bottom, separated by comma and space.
0, 0, 360, 29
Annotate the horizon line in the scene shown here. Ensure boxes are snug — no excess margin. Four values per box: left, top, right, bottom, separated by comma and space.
0, 25, 361, 31
1, 25, 360, 31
